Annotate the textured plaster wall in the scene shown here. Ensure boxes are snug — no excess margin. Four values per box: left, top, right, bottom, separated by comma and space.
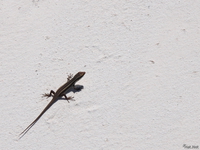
1, 1, 200, 150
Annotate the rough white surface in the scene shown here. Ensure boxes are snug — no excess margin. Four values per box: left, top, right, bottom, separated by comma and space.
1, 1, 200, 150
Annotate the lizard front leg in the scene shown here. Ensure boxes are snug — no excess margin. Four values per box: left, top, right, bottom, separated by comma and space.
67, 73, 73, 81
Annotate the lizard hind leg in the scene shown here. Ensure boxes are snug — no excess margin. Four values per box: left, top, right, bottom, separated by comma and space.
60, 94, 74, 103
42, 90, 55, 98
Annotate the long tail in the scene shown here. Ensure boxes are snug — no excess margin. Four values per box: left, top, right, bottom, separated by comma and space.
19, 99, 56, 139
19, 114, 41, 139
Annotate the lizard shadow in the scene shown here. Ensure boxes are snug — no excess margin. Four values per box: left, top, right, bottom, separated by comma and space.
60, 84, 84, 100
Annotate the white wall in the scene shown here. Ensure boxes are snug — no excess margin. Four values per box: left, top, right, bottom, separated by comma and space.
1, 1, 200, 150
